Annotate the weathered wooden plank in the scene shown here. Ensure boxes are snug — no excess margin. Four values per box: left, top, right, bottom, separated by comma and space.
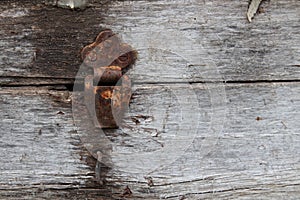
95, 82, 299, 199
0, 87, 109, 197
2, 82, 297, 198
0, 0, 299, 84
104, 0, 300, 83
1, 0, 300, 199
0, 0, 108, 80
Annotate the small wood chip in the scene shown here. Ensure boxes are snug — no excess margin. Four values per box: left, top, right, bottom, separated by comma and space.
56, 0, 88, 10
56, 111, 65, 115
247, 0, 263, 22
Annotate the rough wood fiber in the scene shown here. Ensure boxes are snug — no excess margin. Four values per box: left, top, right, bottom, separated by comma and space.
0, 0, 109, 80
102, 0, 300, 82
1, 83, 299, 199
0, 0, 299, 199
0, 0, 299, 84
104, 82, 300, 199
0, 88, 86, 185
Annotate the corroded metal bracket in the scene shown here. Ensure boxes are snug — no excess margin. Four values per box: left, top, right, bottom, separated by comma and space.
84, 73, 131, 128
81, 30, 137, 128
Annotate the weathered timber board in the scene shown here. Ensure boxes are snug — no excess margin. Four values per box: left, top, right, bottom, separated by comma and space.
0, 87, 92, 187
0, 86, 113, 199
104, 82, 300, 199
0, 0, 107, 82
1, 0, 300, 199
0, 0, 299, 85
1, 82, 299, 199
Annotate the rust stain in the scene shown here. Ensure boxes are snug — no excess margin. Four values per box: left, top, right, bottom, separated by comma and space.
82, 29, 137, 128
101, 89, 112, 99
256, 116, 263, 121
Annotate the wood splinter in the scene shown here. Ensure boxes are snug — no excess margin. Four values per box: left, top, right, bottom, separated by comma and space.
247, 0, 263, 22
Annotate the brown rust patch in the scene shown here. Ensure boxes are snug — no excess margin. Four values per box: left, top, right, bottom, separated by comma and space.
82, 30, 137, 128
101, 90, 112, 99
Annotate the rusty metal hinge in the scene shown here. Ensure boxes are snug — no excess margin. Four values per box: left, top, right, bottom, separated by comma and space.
81, 30, 137, 128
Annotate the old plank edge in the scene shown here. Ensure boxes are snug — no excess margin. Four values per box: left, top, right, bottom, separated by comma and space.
1, 82, 299, 198
0, 0, 299, 84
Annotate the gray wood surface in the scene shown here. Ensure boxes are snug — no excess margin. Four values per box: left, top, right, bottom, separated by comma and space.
104, 82, 300, 199
0, 0, 299, 199
1, 83, 299, 199
0, 87, 96, 197
0, 0, 299, 84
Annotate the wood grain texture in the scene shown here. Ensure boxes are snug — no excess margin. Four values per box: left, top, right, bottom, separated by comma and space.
104, 82, 300, 199
1, 83, 299, 199
0, 0, 300, 199
0, 0, 108, 80
0, 87, 87, 186
0, 86, 112, 198
0, 0, 299, 84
